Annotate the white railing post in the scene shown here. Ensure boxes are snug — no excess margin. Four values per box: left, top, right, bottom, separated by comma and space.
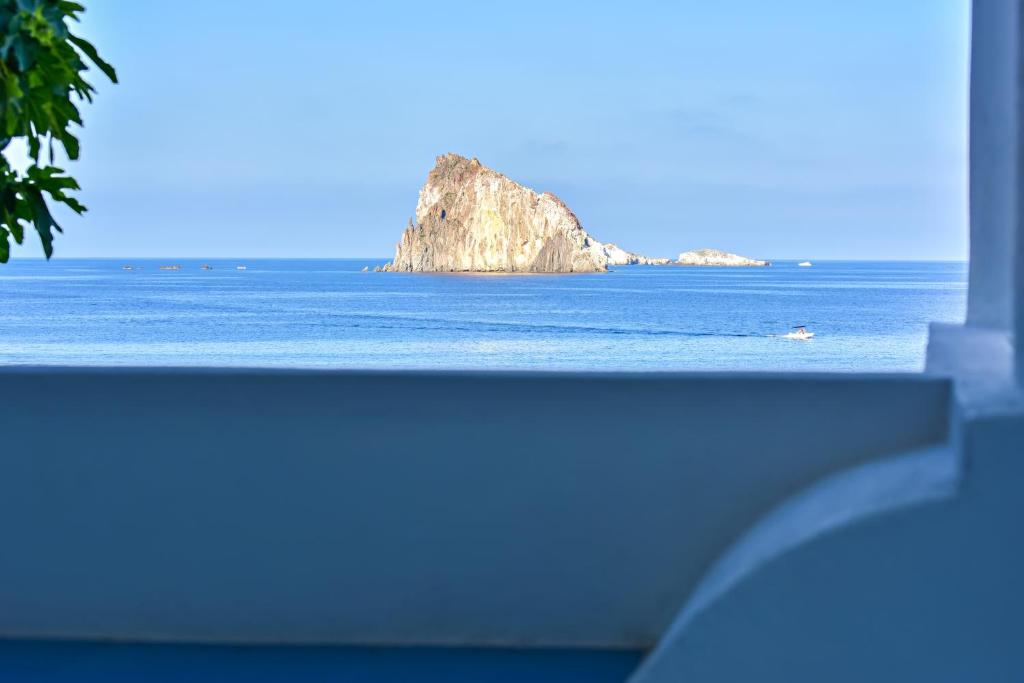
927, 0, 1024, 398
966, 0, 1019, 334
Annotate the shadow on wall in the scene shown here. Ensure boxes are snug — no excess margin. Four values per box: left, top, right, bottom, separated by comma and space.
0, 641, 643, 683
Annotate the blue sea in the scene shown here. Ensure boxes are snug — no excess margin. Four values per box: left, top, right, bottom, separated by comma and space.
0, 258, 966, 372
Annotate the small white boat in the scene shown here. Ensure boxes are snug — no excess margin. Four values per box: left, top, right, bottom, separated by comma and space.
784, 326, 815, 340
236, 265, 247, 270
798, 261, 812, 267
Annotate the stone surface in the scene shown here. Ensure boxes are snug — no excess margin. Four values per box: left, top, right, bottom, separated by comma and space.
383, 154, 768, 272
384, 154, 668, 273
602, 243, 672, 266
676, 249, 769, 267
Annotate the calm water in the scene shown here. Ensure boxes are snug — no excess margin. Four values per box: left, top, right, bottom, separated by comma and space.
0, 258, 966, 372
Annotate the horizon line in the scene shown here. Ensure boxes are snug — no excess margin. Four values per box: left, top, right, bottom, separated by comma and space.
4, 256, 971, 263
4, 258, 970, 266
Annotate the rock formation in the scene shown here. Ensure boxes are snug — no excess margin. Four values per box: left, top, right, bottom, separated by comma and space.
384, 154, 660, 273
601, 243, 672, 266
382, 154, 768, 272
676, 248, 769, 267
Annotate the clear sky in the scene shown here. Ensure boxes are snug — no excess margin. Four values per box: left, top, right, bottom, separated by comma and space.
33, 0, 968, 260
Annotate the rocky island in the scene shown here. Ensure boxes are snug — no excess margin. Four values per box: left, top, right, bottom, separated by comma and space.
381, 154, 766, 272
384, 154, 633, 272
676, 248, 769, 267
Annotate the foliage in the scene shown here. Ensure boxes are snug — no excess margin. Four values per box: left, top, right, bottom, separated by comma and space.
0, 0, 115, 262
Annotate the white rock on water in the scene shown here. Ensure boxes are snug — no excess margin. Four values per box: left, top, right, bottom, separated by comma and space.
676, 248, 770, 267
598, 242, 672, 266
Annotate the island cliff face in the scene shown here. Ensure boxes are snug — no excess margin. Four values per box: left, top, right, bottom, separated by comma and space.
381, 154, 768, 272
384, 154, 610, 273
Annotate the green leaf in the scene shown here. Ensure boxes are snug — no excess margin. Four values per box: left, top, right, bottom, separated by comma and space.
13, 36, 31, 70
68, 34, 116, 83
7, 211, 24, 243
59, 2, 86, 15
0, 1, 116, 263
25, 186, 62, 259
58, 129, 78, 159
58, 194, 85, 214
0, 227, 9, 263
27, 130, 39, 159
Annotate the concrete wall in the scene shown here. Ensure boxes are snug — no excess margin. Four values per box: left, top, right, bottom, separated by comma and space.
0, 368, 949, 647
631, 412, 1024, 683
630, 3, 1024, 679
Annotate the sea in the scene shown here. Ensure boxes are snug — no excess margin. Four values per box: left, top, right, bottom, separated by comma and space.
0, 258, 966, 372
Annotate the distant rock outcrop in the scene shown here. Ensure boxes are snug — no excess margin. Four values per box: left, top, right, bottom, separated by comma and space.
382, 154, 767, 272
383, 154, 680, 273
676, 248, 769, 267
601, 243, 672, 266
384, 154, 612, 273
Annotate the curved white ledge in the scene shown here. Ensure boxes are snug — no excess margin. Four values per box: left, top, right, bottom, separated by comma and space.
630, 443, 960, 683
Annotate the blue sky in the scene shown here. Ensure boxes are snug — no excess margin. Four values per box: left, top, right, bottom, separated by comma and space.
37, 0, 968, 260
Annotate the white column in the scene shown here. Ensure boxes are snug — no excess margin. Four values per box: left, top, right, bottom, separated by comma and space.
967, 0, 1018, 332
928, 0, 1023, 394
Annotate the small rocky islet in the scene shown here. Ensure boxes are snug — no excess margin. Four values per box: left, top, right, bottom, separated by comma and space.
377, 154, 768, 273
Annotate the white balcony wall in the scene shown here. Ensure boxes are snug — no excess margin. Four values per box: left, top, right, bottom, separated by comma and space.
0, 368, 948, 647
